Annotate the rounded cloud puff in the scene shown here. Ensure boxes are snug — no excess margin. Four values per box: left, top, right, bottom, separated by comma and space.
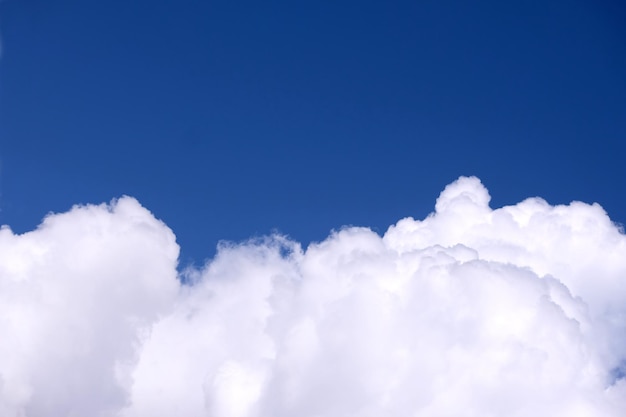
0, 197, 179, 416
1, 178, 625, 416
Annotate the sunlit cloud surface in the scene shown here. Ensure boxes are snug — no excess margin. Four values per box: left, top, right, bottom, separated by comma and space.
1, 177, 625, 416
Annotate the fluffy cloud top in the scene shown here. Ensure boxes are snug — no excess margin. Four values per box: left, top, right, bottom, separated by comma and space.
1, 177, 625, 416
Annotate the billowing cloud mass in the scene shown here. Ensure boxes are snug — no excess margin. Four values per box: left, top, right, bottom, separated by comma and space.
1, 176, 625, 416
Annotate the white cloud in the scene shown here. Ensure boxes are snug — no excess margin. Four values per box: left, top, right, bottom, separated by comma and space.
1, 177, 625, 416
0, 197, 179, 416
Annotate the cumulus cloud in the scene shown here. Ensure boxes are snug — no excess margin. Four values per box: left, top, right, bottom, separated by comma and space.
0, 198, 179, 416
1, 177, 625, 416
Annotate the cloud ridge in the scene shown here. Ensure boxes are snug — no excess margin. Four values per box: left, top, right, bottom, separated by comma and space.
1, 177, 625, 416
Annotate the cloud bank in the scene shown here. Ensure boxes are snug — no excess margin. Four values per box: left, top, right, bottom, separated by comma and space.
1, 176, 625, 416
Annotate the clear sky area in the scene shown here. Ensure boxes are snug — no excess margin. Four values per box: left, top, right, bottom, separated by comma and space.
1, 0, 624, 265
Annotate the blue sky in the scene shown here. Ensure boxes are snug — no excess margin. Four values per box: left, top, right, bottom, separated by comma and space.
1, 0, 624, 265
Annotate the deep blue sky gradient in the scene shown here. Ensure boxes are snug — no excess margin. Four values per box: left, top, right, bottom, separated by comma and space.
1, 0, 625, 265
